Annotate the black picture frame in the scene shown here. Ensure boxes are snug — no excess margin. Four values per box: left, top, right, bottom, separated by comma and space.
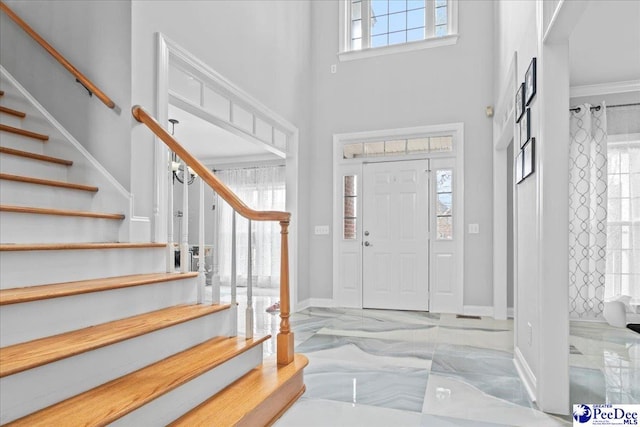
515, 149, 524, 184
523, 137, 535, 179
515, 82, 525, 123
525, 57, 537, 106
519, 108, 530, 148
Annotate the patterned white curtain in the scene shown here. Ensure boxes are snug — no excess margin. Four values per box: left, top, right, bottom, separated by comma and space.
569, 103, 608, 319
214, 166, 286, 288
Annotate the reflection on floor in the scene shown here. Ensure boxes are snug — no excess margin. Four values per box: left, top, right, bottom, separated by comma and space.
206, 288, 639, 426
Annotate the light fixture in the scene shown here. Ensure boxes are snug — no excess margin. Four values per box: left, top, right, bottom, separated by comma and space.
168, 118, 196, 185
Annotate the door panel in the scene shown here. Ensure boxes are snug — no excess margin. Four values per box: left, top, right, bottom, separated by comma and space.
362, 159, 429, 310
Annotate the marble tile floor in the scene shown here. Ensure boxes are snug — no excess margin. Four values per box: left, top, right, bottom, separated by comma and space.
201, 289, 640, 425
271, 308, 639, 427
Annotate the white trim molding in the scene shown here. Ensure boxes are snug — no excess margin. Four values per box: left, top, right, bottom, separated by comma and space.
570, 80, 640, 98
514, 346, 537, 402
296, 298, 336, 312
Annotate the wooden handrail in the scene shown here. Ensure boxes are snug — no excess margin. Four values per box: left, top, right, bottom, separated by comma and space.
132, 105, 294, 365
0, 1, 115, 109
132, 106, 290, 222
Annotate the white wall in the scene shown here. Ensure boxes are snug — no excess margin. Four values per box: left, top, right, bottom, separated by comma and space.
309, 0, 495, 305
130, 0, 312, 301
0, 0, 132, 189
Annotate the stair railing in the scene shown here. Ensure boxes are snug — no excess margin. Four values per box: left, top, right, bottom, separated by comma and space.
132, 105, 294, 366
0, 1, 116, 109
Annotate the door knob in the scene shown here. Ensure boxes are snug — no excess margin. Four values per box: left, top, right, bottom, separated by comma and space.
364, 241, 372, 247
364, 231, 370, 236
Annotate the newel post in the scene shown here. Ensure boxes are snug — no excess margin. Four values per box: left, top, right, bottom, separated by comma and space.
277, 220, 294, 365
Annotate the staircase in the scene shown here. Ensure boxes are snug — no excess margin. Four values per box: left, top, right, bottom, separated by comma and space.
0, 69, 306, 425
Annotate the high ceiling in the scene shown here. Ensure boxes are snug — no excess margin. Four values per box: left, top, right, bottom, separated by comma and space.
167, 104, 282, 164
569, 0, 640, 87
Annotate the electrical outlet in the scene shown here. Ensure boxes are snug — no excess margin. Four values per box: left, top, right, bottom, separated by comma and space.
315, 225, 330, 235
468, 224, 480, 234
330, 64, 337, 74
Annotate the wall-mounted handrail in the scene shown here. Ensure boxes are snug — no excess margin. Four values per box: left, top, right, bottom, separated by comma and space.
0, 1, 116, 109
132, 104, 294, 365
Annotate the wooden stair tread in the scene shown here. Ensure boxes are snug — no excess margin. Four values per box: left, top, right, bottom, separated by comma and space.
0, 173, 98, 192
0, 123, 48, 141
0, 146, 72, 165
0, 105, 26, 118
170, 353, 309, 427
0, 204, 125, 220
0, 272, 198, 306
0, 242, 166, 252
7, 335, 270, 426
0, 303, 230, 378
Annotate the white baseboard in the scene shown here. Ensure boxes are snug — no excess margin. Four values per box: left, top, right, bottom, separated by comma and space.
514, 346, 537, 402
295, 298, 335, 312
463, 305, 494, 317
129, 216, 151, 242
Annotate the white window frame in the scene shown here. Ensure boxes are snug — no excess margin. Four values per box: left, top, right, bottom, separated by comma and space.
338, 0, 459, 62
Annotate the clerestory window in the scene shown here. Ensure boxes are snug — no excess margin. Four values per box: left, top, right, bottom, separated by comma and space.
340, 0, 458, 60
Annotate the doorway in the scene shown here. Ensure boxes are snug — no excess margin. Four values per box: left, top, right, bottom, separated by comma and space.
362, 159, 430, 310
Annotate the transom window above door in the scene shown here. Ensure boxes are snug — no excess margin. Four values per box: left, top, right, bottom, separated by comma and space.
339, 0, 459, 60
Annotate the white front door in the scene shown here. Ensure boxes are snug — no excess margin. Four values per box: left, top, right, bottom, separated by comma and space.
362, 159, 430, 310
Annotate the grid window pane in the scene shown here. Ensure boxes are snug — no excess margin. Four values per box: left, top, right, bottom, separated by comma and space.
435, 24, 448, 37
435, 0, 447, 7
437, 170, 452, 193
408, 0, 425, 10
352, 19, 363, 39
389, 0, 407, 14
372, 14, 389, 35
437, 217, 453, 240
407, 27, 425, 42
343, 143, 364, 159
371, 34, 388, 47
365, 141, 385, 156
437, 193, 452, 215
385, 139, 406, 154
344, 175, 358, 240
407, 138, 429, 153
430, 136, 453, 152
352, 1, 362, 20
407, 8, 425, 29
371, 0, 388, 16
435, 6, 448, 25
389, 12, 407, 32
351, 38, 362, 50
389, 30, 407, 45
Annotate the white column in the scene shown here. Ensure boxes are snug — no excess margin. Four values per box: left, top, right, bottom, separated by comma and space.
180, 161, 189, 274
198, 178, 205, 303
245, 219, 254, 339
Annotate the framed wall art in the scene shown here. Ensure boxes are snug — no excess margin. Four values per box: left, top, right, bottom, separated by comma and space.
525, 57, 537, 106
516, 149, 524, 184
523, 137, 535, 179
519, 108, 530, 148
515, 82, 525, 123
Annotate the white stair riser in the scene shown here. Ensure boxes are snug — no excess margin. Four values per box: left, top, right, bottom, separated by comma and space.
113, 344, 263, 427
0, 132, 45, 154
0, 310, 233, 425
0, 114, 24, 128
0, 247, 167, 288
0, 277, 199, 346
0, 213, 121, 244
0, 180, 96, 210
0, 153, 69, 181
